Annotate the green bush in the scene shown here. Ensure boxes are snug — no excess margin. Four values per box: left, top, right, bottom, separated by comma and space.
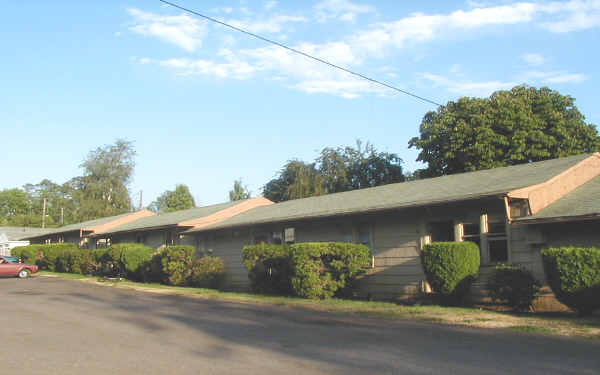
242, 243, 293, 295
160, 246, 225, 288
98, 243, 154, 281
486, 265, 541, 312
55, 249, 96, 275
38, 243, 79, 271
189, 257, 226, 288
420, 242, 480, 304
11, 245, 42, 265
290, 242, 371, 299
541, 247, 600, 316
161, 246, 195, 286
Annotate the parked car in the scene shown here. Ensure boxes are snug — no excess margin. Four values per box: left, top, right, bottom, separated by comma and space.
0, 256, 38, 278
1, 255, 20, 263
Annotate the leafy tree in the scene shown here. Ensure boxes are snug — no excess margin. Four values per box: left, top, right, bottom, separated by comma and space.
409, 85, 600, 177
263, 160, 325, 203
263, 141, 405, 202
229, 179, 251, 201
74, 139, 136, 220
318, 140, 405, 193
150, 184, 196, 213
0, 188, 36, 226
23, 179, 77, 226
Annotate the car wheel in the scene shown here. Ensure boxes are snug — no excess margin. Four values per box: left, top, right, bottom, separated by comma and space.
18, 269, 31, 279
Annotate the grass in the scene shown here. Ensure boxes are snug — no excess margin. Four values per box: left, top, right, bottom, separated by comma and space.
38, 271, 600, 339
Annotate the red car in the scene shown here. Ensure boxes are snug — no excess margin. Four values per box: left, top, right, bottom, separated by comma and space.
0, 256, 38, 278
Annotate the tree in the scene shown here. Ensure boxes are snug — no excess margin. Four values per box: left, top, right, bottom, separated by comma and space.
229, 179, 251, 201
409, 85, 600, 177
150, 184, 196, 213
263, 160, 325, 203
74, 139, 136, 220
0, 188, 34, 226
23, 179, 77, 226
318, 140, 405, 193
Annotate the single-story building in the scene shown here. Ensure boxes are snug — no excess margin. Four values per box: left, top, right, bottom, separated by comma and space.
90, 198, 273, 250
0, 227, 53, 256
21, 210, 156, 248
178, 153, 600, 297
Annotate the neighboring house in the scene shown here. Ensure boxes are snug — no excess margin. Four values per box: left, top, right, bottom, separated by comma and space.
90, 198, 274, 250
21, 210, 156, 248
0, 227, 53, 256
178, 153, 600, 297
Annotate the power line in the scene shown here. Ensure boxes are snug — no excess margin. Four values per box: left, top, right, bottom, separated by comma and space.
159, 0, 443, 107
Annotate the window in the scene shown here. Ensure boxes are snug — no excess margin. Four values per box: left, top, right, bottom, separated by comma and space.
462, 222, 480, 249
358, 224, 371, 248
272, 231, 283, 245
487, 221, 508, 263
284, 228, 295, 244
428, 221, 454, 242
136, 234, 146, 244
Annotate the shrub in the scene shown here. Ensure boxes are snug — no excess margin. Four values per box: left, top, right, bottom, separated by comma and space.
486, 265, 541, 312
189, 257, 226, 288
37, 243, 79, 271
420, 242, 480, 304
98, 243, 154, 281
160, 246, 225, 288
541, 247, 600, 316
290, 242, 371, 299
161, 246, 195, 286
55, 249, 96, 275
242, 243, 293, 295
11, 245, 42, 265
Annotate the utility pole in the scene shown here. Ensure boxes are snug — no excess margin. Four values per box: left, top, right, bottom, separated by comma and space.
42, 198, 47, 229
139, 190, 143, 211
60, 207, 64, 226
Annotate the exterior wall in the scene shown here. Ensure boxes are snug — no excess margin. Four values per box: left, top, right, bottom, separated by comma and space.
510, 220, 600, 284
194, 198, 509, 298
1, 241, 30, 256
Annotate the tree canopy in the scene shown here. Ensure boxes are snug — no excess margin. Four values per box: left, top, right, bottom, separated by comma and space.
409, 85, 600, 177
263, 142, 404, 202
229, 179, 251, 201
150, 184, 196, 213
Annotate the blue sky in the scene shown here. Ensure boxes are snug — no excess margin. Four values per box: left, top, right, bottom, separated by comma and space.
2, 0, 599, 207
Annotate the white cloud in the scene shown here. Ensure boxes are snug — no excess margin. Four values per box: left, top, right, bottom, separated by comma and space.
422, 73, 516, 96
522, 53, 546, 66
265, 1, 277, 11
315, 0, 375, 22
538, 0, 600, 32
523, 70, 589, 84
127, 8, 207, 52
227, 15, 308, 34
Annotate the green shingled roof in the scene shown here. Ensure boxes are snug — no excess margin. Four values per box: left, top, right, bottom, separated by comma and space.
20, 211, 141, 240
97, 200, 243, 235
187, 153, 594, 233
516, 176, 600, 223
0, 227, 53, 241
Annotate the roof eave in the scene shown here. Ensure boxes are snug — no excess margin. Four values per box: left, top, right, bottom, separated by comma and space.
514, 213, 600, 225
185, 193, 507, 235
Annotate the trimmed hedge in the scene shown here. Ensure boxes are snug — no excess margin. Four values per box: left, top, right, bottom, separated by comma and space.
242, 243, 293, 295
420, 242, 480, 304
11, 243, 79, 271
541, 247, 600, 316
242, 242, 371, 299
486, 265, 541, 312
159, 246, 226, 288
96, 243, 154, 281
291, 242, 371, 299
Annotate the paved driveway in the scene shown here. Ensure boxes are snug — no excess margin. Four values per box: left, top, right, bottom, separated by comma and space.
1, 277, 599, 375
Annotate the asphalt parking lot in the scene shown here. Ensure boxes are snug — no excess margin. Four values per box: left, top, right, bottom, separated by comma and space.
1, 276, 599, 375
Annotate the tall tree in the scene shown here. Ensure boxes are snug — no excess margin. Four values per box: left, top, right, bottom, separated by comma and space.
409, 85, 600, 177
150, 184, 195, 213
0, 188, 34, 226
263, 160, 325, 203
318, 140, 405, 193
23, 179, 77, 226
229, 179, 251, 201
74, 139, 136, 220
